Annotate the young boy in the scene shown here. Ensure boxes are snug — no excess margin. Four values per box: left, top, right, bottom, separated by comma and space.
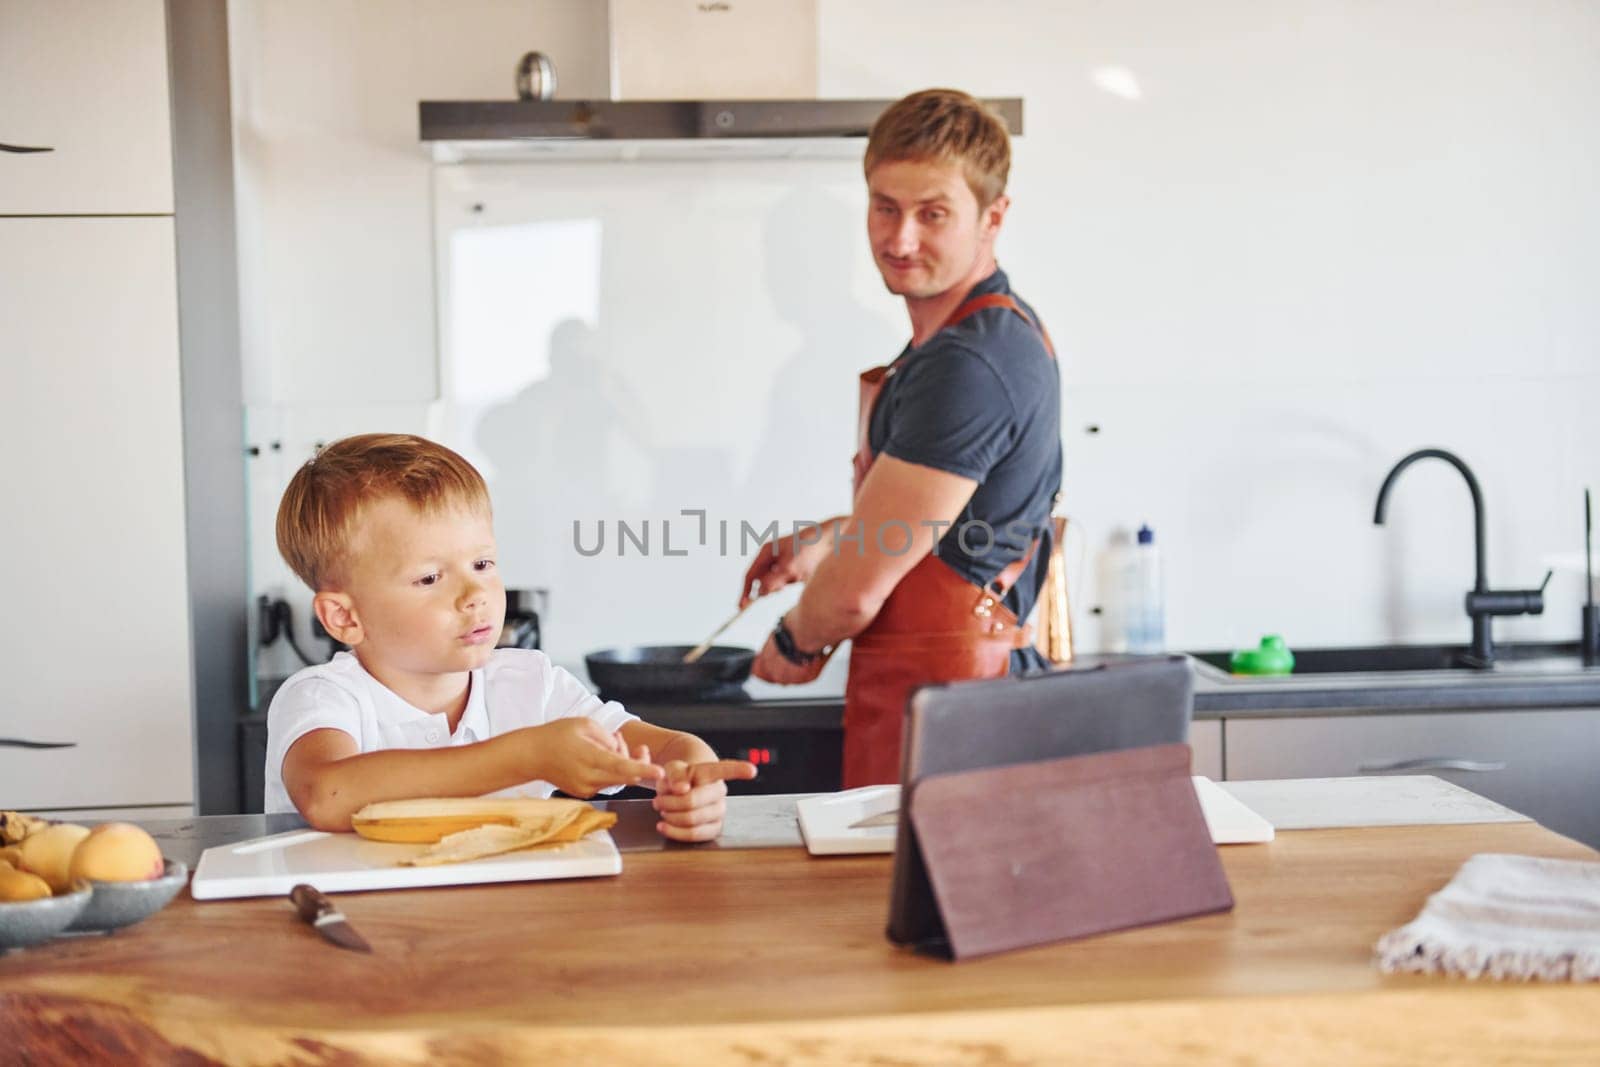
265, 433, 755, 841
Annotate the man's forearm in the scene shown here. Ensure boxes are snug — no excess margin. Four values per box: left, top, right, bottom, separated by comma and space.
783, 555, 890, 651
295, 734, 534, 831
795, 515, 849, 555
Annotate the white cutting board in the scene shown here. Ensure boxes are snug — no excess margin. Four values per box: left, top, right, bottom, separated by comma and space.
190, 827, 621, 900
796, 777, 1274, 856
795, 785, 900, 855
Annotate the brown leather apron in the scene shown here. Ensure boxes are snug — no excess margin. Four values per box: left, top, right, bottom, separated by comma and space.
842, 292, 1057, 787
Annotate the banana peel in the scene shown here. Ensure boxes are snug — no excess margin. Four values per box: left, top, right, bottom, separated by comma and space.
403, 809, 615, 867
351, 797, 598, 843
351, 797, 617, 866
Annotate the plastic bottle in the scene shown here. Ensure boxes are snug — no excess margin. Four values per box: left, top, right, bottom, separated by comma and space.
1101, 525, 1165, 654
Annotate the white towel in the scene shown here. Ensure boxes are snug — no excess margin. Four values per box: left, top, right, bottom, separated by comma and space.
1375, 853, 1600, 981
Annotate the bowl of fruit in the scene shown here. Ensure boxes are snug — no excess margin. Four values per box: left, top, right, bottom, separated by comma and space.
0, 813, 185, 950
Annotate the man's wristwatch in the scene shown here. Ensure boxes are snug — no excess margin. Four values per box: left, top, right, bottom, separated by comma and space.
772, 614, 822, 666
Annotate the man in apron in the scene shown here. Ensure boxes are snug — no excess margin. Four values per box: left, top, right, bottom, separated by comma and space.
742, 89, 1064, 787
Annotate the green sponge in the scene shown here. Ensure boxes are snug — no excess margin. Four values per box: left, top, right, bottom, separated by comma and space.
1229, 635, 1295, 676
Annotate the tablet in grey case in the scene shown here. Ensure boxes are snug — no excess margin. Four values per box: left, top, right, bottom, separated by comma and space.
885, 655, 1195, 952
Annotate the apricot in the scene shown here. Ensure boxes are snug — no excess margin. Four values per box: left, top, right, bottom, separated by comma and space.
17, 823, 90, 894
0, 865, 53, 902
69, 822, 164, 883
0, 845, 22, 869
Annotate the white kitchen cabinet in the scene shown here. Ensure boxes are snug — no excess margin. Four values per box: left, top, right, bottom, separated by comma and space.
0, 217, 195, 811
0, 0, 173, 214
1224, 709, 1600, 848
1190, 718, 1222, 780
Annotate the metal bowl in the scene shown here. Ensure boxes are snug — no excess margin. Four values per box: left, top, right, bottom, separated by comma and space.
0, 883, 91, 951
67, 859, 187, 934
585, 645, 755, 699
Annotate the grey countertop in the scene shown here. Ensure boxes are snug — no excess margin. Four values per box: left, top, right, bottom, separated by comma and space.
609, 643, 1600, 731
134, 776, 1533, 873
139, 795, 813, 871
1187, 643, 1600, 717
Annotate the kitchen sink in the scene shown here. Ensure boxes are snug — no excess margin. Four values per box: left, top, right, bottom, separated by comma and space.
1190, 641, 1594, 677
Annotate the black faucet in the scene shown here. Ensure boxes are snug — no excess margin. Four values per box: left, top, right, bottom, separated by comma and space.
1373, 448, 1549, 669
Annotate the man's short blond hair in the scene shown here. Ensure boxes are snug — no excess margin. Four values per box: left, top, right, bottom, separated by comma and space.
276, 433, 490, 591
863, 88, 1011, 207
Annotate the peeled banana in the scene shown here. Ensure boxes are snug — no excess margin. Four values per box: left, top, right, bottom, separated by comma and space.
351, 796, 616, 852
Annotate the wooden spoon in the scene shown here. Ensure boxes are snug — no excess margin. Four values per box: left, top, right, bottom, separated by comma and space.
682, 603, 753, 663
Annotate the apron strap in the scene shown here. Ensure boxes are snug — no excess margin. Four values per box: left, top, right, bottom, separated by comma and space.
989, 536, 1042, 597
941, 293, 1057, 360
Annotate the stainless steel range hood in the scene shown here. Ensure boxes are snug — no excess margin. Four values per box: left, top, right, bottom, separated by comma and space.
419, 98, 1024, 163
421, 3, 1020, 161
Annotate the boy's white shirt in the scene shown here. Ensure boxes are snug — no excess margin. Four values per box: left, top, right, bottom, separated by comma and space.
264, 648, 637, 815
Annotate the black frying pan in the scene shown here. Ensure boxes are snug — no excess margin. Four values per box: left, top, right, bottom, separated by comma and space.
585, 645, 755, 700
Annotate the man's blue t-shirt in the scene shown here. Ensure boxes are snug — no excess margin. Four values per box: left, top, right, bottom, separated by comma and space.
867, 268, 1062, 671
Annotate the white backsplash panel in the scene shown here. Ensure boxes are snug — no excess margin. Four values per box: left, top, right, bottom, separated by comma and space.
427, 158, 907, 663
240, 157, 913, 669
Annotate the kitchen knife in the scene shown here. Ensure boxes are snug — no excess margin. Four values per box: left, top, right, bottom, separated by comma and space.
289, 883, 373, 953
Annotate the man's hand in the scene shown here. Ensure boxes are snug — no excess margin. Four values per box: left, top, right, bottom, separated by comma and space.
653, 759, 759, 842
524, 718, 663, 798
752, 632, 828, 685
740, 518, 843, 608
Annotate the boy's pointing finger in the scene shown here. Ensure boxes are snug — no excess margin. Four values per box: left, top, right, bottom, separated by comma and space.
690, 760, 759, 786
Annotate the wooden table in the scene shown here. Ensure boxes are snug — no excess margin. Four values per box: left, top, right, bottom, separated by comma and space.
2, 820, 1597, 1064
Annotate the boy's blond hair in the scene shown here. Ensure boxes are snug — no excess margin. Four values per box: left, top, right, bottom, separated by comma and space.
863, 88, 1011, 208
276, 433, 490, 591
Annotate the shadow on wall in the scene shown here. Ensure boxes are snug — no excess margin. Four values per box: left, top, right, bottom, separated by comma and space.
476, 316, 650, 594
472, 184, 899, 656
740, 185, 900, 523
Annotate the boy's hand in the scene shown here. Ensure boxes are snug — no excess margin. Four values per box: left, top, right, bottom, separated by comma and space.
652, 759, 759, 843
528, 719, 663, 798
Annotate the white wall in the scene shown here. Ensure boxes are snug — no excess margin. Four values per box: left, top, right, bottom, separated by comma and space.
818, 0, 1600, 656
229, 0, 608, 406
229, 0, 609, 677
427, 151, 899, 670
233, 0, 1600, 676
